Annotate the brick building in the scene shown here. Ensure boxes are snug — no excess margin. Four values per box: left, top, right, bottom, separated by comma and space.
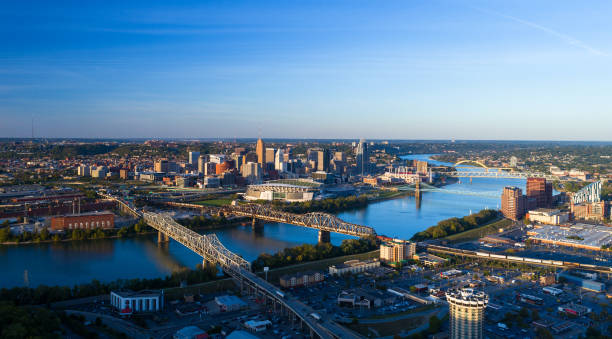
526, 178, 552, 209
51, 212, 115, 230
279, 271, 324, 288
501, 186, 525, 221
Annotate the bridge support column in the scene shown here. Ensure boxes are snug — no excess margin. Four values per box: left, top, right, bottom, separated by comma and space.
318, 230, 330, 244
251, 218, 263, 232
157, 231, 169, 243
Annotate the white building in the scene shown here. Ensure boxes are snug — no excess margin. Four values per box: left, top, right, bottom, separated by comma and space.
110, 290, 163, 314
528, 208, 570, 225
275, 149, 287, 172
329, 259, 380, 276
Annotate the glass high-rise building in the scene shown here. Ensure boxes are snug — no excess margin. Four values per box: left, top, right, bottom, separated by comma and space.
447, 288, 488, 339
355, 138, 369, 176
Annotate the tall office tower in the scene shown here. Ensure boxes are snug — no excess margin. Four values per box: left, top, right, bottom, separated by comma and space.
256, 138, 266, 167
334, 151, 346, 162
355, 138, 369, 176
317, 149, 330, 172
266, 148, 276, 165
232, 154, 245, 171
274, 149, 286, 172
197, 155, 209, 173
501, 186, 525, 221
240, 162, 262, 184
188, 151, 200, 165
526, 178, 552, 209
447, 289, 488, 339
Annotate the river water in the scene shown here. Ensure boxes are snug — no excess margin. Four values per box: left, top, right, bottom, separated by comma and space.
0, 154, 528, 288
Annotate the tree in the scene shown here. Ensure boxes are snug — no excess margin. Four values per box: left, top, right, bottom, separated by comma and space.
428, 315, 441, 333
536, 327, 553, 339
0, 227, 10, 242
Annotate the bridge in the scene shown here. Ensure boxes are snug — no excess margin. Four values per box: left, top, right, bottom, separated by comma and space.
395, 183, 501, 199
166, 201, 376, 243
102, 193, 361, 338
435, 170, 559, 181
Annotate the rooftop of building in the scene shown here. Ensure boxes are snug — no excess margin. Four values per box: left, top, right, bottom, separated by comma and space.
528, 223, 612, 248
111, 289, 161, 298
446, 288, 489, 304
54, 211, 115, 218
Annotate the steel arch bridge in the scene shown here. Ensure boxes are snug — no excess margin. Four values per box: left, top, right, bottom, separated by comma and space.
454, 159, 489, 169
168, 202, 377, 238
102, 193, 360, 338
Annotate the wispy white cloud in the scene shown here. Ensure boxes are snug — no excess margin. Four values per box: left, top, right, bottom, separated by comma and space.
474, 6, 606, 56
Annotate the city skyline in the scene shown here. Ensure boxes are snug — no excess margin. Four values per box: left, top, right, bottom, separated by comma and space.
2, 1, 612, 140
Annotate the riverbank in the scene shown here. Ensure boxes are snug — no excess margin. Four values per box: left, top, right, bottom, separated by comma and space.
0, 218, 246, 246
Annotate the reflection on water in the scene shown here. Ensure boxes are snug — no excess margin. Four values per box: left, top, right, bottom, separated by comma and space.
0, 154, 530, 288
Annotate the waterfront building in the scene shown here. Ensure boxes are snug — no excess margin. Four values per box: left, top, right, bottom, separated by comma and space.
110, 290, 162, 314
447, 288, 488, 339
255, 138, 266, 167
244, 179, 320, 202
380, 239, 416, 264
188, 151, 200, 165
329, 259, 380, 276
50, 212, 114, 230
501, 186, 525, 221
526, 178, 552, 209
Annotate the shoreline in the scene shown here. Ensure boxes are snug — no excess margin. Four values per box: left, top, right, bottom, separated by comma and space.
0, 220, 245, 246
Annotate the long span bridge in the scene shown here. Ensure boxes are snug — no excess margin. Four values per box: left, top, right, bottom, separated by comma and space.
102, 193, 360, 339
166, 201, 376, 243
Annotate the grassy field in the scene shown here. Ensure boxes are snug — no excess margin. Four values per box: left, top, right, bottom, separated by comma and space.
256, 250, 380, 283
444, 218, 513, 244
193, 198, 233, 207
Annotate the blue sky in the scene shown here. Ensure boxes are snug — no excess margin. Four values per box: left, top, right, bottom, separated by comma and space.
1, 0, 611, 139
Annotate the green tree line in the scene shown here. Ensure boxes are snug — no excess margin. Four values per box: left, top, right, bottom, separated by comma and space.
411, 209, 499, 241
0, 265, 217, 307
252, 236, 377, 271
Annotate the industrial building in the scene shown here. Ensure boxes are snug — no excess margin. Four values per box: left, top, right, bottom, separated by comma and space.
50, 212, 114, 231
527, 223, 612, 251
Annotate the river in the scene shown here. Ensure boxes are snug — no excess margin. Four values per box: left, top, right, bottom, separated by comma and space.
0, 154, 528, 288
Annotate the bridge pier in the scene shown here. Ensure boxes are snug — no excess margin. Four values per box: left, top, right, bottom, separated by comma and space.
251, 218, 263, 232
157, 231, 169, 243
318, 230, 330, 244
